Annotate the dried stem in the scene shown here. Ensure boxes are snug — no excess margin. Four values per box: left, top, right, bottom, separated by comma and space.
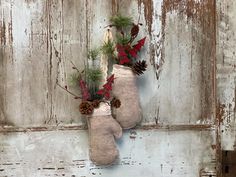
56, 82, 82, 99
70, 61, 81, 73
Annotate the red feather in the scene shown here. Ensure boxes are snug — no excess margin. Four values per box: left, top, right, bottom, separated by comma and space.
117, 44, 131, 65
124, 45, 131, 51
97, 89, 104, 95
129, 49, 137, 58
116, 44, 123, 51
133, 37, 146, 52
106, 74, 115, 83
96, 74, 115, 100
103, 83, 112, 91
104, 92, 110, 100
119, 57, 130, 65
79, 79, 91, 100
138, 37, 146, 46
118, 50, 127, 57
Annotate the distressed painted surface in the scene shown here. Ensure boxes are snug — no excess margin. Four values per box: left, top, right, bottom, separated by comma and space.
0, 0, 89, 127
0, 0, 217, 128
1, 0, 235, 176
0, 130, 216, 177
217, 0, 236, 151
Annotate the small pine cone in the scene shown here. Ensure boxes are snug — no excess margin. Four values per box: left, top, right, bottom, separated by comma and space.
111, 98, 121, 108
132, 60, 147, 75
79, 101, 94, 115
130, 24, 139, 38
91, 100, 100, 108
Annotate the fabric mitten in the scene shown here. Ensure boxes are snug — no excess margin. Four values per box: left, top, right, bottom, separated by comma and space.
112, 64, 142, 129
87, 102, 122, 165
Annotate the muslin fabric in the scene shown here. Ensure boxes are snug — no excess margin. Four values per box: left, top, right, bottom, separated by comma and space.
87, 102, 122, 165
112, 64, 142, 129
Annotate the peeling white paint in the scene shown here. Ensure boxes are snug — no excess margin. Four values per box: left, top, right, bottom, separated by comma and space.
1, 0, 235, 176
0, 130, 215, 177
217, 0, 236, 151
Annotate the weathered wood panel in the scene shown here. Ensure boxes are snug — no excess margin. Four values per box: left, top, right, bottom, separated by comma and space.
1, 0, 233, 176
0, 0, 88, 127
140, 0, 216, 125
1, 0, 217, 128
0, 130, 216, 177
0, 0, 52, 126
217, 0, 236, 151
47, 0, 88, 125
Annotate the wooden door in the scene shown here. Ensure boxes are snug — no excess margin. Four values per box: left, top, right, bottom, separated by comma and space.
0, 0, 235, 176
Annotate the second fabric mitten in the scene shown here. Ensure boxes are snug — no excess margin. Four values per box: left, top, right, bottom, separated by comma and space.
112, 64, 142, 129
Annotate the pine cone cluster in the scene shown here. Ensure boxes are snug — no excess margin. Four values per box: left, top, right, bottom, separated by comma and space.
111, 98, 121, 108
132, 60, 147, 75
91, 100, 100, 108
79, 101, 94, 115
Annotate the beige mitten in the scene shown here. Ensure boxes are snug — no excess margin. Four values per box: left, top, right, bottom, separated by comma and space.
87, 102, 122, 165
112, 64, 142, 129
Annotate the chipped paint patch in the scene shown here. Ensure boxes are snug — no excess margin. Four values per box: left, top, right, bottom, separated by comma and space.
112, 0, 119, 15
161, 0, 216, 29
216, 103, 226, 124
217, 0, 236, 152
0, 19, 6, 45
137, 0, 154, 35
0, 130, 216, 177
161, 0, 216, 65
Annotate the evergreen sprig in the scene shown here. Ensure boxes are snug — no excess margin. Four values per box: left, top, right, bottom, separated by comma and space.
87, 68, 103, 83
116, 34, 131, 45
88, 49, 100, 60
110, 14, 133, 29
86, 68, 103, 100
69, 72, 80, 86
101, 39, 115, 56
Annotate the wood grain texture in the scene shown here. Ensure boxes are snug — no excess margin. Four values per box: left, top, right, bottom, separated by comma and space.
0, 0, 88, 127
0, 130, 216, 177
139, 0, 216, 125
0, 0, 230, 176
217, 0, 236, 150
0, 0, 217, 127
0, 0, 49, 126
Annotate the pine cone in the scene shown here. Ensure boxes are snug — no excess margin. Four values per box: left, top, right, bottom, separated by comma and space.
91, 100, 100, 108
130, 24, 139, 38
79, 101, 94, 115
111, 98, 121, 108
132, 60, 147, 75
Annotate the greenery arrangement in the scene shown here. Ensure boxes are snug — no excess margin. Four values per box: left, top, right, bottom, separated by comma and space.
103, 14, 147, 74
56, 14, 148, 167
57, 14, 147, 115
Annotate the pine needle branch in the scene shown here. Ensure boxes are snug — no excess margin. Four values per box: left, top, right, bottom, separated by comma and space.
101, 39, 115, 56
116, 34, 131, 45
110, 14, 133, 29
87, 68, 103, 83
88, 49, 100, 60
